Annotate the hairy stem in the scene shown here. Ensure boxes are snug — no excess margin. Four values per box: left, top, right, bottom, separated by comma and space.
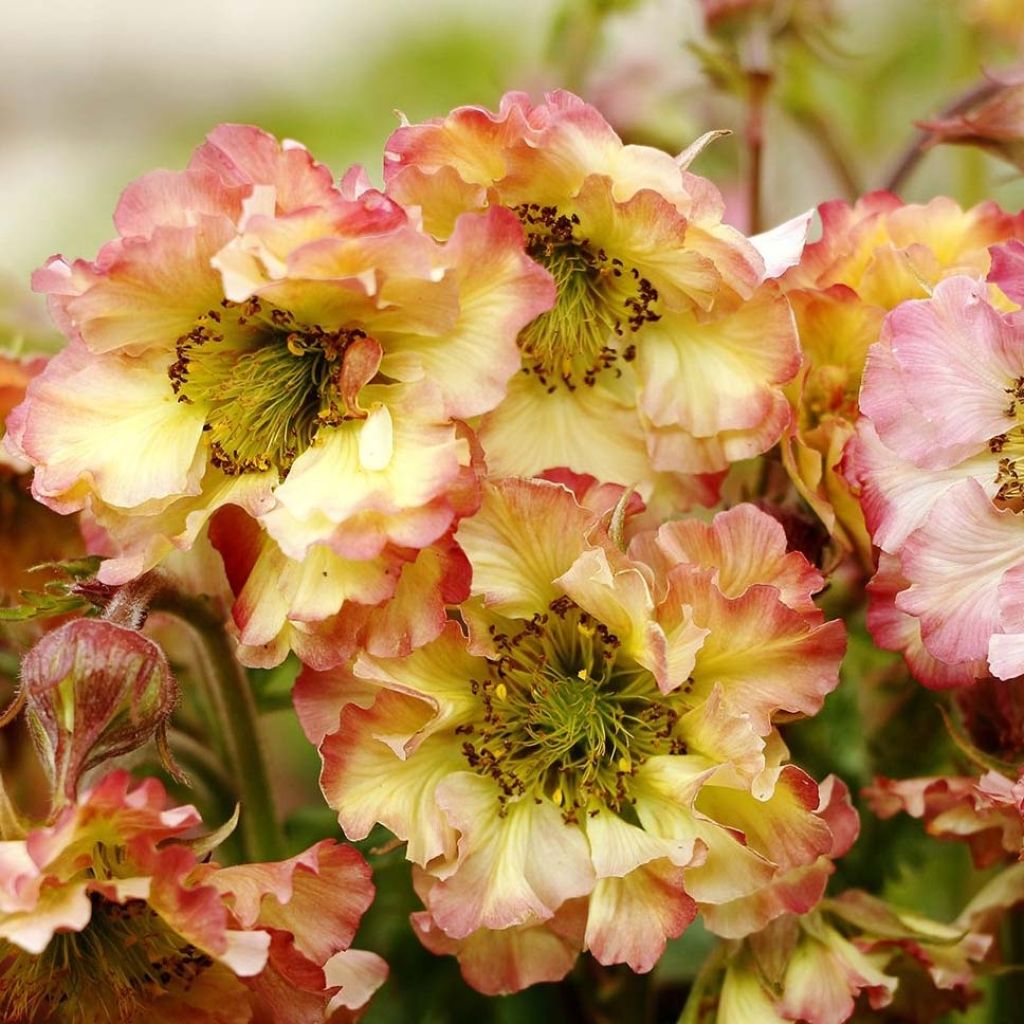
152, 589, 283, 862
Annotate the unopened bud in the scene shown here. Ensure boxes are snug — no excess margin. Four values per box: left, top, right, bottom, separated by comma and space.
21, 619, 179, 801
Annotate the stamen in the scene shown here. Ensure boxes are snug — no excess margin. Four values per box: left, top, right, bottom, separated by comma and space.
169, 300, 372, 476
464, 601, 688, 821
513, 203, 660, 392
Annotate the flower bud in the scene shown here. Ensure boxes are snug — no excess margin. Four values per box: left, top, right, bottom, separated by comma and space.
21, 619, 178, 801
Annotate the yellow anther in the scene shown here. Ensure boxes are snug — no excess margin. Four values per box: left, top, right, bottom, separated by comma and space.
577, 621, 596, 638
495, 683, 508, 701
617, 756, 632, 773
286, 335, 307, 357
552, 787, 564, 806
577, 668, 588, 680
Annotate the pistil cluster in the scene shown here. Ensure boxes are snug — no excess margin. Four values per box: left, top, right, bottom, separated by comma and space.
169, 296, 371, 476
513, 203, 657, 392
459, 599, 685, 820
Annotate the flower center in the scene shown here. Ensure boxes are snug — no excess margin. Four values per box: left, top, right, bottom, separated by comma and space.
0, 892, 215, 1023
514, 204, 659, 392
460, 598, 687, 822
989, 375, 1024, 506
169, 297, 368, 476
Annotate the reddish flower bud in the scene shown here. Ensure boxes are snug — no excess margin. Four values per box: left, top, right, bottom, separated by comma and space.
20, 619, 178, 801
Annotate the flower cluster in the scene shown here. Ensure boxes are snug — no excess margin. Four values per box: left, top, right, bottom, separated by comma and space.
0, 771, 385, 1023
5, 78, 1024, 1022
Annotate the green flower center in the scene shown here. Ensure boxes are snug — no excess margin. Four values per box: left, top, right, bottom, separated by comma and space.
461, 598, 687, 823
514, 203, 659, 393
169, 297, 368, 476
0, 891, 215, 1023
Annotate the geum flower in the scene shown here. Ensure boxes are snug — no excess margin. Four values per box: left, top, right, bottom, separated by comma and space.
779, 192, 1024, 562
710, 891, 990, 1024
846, 245, 1024, 684
0, 771, 385, 1023
297, 477, 848, 993
383, 90, 807, 492
5, 124, 551, 667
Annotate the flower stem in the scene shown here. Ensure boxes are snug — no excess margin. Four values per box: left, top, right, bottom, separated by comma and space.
882, 78, 1002, 196
152, 589, 284, 862
745, 70, 772, 235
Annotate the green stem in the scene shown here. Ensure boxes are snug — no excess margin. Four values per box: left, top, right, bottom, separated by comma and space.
152, 590, 283, 862
677, 943, 726, 1024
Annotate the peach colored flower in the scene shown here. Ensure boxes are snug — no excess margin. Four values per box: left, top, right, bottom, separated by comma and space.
384, 90, 805, 491
707, 892, 989, 1024
6, 125, 549, 667
298, 478, 847, 990
0, 771, 385, 1023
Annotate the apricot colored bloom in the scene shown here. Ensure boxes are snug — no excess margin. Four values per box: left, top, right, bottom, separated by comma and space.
780, 193, 1024, 560
384, 90, 805, 489
0, 771, 385, 1023
707, 892, 989, 1024
299, 478, 847, 991
6, 125, 550, 666
847, 249, 1024, 684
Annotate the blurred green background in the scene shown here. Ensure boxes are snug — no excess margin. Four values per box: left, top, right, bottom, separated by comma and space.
5, 1, 1024, 1020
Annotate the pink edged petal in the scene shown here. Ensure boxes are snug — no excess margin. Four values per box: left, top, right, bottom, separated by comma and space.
0, 879, 91, 953
264, 385, 466, 561
696, 766, 834, 874
455, 478, 594, 618
320, 688, 464, 866
637, 285, 799, 436
647, 504, 824, 613
61, 218, 235, 355
292, 663, 380, 747
188, 123, 338, 214
866, 552, 985, 689
241, 931, 331, 1024
700, 860, 833, 940
845, 419, 995, 555
645, 393, 793, 475
11, 341, 206, 513
898, 479, 1024, 664
555, 544, 674, 685
778, 929, 896, 1024
380, 206, 556, 419
114, 169, 246, 237
207, 841, 373, 964
411, 874, 586, 995
427, 772, 596, 938
862, 276, 1024, 469
324, 949, 389, 1020
678, 570, 846, 734
990, 238, 1024, 304
584, 859, 696, 971
351, 620, 482, 731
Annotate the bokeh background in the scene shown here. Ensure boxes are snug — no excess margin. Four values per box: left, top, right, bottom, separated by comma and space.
4, 2, 1024, 1020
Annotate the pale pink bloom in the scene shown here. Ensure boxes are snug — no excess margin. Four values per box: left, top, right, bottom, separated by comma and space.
383, 90, 804, 489
780, 192, 1024, 561
298, 478, 846, 990
0, 771, 384, 1023
848, 262, 1024, 683
6, 125, 550, 667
